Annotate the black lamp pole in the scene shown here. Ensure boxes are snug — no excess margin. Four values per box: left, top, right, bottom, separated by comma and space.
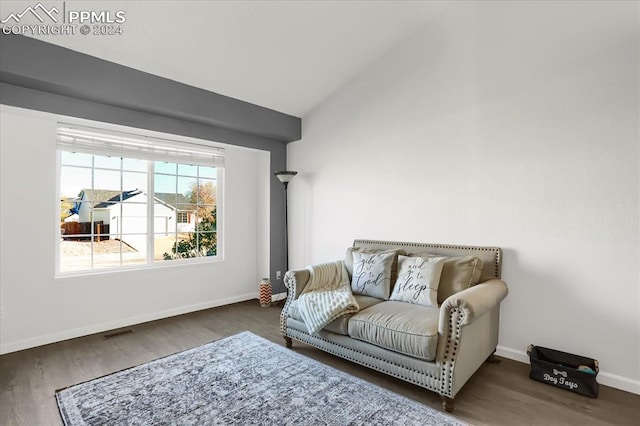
274, 171, 297, 275
283, 181, 289, 271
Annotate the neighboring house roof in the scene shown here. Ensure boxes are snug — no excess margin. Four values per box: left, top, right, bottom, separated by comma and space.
77, 189, 195, 211
79, 189, 125, 203
155, 193, 196, 210
93, 190, 144, 208
71, 190, 121, 215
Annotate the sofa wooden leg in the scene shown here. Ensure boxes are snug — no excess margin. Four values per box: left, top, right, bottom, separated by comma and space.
441, 396, 455, 412
284, 336, 292, 348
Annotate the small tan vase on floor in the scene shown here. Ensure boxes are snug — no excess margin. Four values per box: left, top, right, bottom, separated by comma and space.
259, 278, 272, 307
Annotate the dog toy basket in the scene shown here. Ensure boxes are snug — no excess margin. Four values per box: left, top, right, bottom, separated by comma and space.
527, 344, 599, 398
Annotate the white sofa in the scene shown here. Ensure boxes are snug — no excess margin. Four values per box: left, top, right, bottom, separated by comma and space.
280, 239, 509, 412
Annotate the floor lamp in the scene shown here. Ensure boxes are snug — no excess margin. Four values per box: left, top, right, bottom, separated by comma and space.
274, 171, 297, 298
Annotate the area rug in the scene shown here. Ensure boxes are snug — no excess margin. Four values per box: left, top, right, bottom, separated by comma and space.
56, 331, 467, 425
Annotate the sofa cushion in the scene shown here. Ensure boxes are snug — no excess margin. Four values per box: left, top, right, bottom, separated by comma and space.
350, 251, 395, 299
287, 295, 384, 335
436, 256, 484, 305
390, 255, 445, 307
347, 301, 439, 361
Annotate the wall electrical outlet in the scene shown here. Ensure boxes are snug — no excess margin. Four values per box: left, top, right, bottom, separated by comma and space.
276, 271, 282, 280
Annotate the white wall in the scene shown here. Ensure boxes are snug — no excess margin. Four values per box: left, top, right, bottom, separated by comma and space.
0, 105, 270, 353
288, 1, 639, 393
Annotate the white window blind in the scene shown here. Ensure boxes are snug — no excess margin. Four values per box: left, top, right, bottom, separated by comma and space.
56, 123, 225, 167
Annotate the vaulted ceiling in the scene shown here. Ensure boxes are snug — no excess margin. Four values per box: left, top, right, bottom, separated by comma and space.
0, 1, 443, 117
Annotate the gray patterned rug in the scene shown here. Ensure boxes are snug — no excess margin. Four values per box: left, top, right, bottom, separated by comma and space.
56, 331, 467, 425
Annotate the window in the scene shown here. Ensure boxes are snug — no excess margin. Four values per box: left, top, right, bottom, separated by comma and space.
57, 124, 224, 274
176, 212, 189, 224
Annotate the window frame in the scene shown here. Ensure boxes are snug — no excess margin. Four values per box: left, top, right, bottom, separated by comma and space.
55, 125, 224, 278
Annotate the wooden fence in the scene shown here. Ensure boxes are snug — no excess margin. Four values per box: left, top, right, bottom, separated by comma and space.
60, 221, 110, 241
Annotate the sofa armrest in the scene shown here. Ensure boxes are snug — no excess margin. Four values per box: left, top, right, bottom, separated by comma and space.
283, 260, 349, 301
281, 269, 310, 335
280, 261, 346, 336
283, 268, 311, 301
438, 279, 508, 335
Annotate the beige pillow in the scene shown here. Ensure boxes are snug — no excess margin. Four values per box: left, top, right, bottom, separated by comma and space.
436, 256, 484, 305
390, 255, 446, 307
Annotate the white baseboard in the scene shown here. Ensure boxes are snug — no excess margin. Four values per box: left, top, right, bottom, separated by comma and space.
0, 293, 256, 355
496, 345, 530, 363
496, 345, 640, 395
271, 292, 287, 303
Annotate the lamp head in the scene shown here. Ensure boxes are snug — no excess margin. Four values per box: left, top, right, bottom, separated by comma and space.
274, 171, 297, 188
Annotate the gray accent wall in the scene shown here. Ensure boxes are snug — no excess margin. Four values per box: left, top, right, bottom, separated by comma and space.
0, 34, 300, 294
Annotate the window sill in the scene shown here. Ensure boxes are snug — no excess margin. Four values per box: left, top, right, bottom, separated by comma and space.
54, 255, 224, 280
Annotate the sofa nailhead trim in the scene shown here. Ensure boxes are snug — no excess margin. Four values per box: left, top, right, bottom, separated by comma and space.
438, 306, 466, 397
285, 330, 439, 389
354, 240, 502, 279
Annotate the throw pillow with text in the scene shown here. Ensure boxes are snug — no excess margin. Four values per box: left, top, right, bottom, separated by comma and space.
351, 251, 395, 299
390, 255, 446, 307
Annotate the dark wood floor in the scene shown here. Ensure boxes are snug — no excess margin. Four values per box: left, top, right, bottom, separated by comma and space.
1, 300, 638, 425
